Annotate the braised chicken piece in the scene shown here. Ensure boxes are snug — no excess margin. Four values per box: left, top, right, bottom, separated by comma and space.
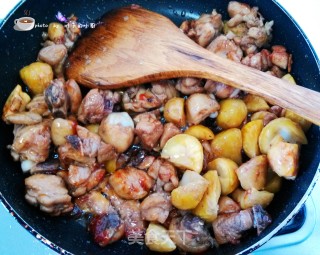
212, 204, 271, 244
64, 79, 82, 114
122, 86, 162, 113
30, 159, 60, 175
241, 49, 271, 71
134, 111, 164, 150
213, 208, 253, 244
137, 155, 156, 170
38, 44, 67, 66
170, 214, 214, 253
76, 125, 101, 158
58, 164, 105, 197
26, 94, 50, 116
270, 45, 292, 71
180, 9, 223, 47
97, 141, 118, 164
185, 93, 220, 125
89, 212, 125, 247
109, 167, 154, 200
204, 80, 240, 99
101, 182, 146, 239
218, 196, 241, 215
10, 121, 51, 163
148, 158, 179, 192
150, 80, 178, 103
44, 79, 69, 118
207, 35, 243, 62
159, 123, 181, 149
58, 136, 96, 166
202, 140, 215, 171
141, 192, 172, 224
25, 174, 73, 216
77, 89, 121, 124
226, 1, 273, 55
5, 112, 42, 125
175, 77, 204, 95
75, 190, 112, 215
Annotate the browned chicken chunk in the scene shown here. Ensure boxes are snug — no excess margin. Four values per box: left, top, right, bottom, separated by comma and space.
148, 158, 178, 192
181, 9, 223, 47
109, 167, 154, 200
134, 112, 164, 150
25, 174, 73, 216
10, 121, 51, 163
141, 192, 172, 224
77, 89, 121, 124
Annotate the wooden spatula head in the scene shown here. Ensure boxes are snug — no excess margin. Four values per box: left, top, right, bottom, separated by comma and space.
65, 5, 195, 89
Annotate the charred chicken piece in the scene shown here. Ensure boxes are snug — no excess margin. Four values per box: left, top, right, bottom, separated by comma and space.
212, 204, 271, 244
25, 174, 73, 216
44, 79, 69, 118
170, 214, 214, 253
101, 182, 146, 239
89, 212, 125, 247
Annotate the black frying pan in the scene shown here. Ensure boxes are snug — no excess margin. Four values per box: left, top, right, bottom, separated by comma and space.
0, 0, 319, 254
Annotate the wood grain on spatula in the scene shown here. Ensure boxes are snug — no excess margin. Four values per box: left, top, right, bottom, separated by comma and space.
65, 5, 320, 126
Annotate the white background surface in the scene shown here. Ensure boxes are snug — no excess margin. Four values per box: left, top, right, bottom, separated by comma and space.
0, 1, 320, 255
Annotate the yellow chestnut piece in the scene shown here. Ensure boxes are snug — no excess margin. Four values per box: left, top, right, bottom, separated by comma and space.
243, 94, 270, 112
20, 62, 53, 95
284, 110, 312, 132
2, 85, 31, 122
282, 73, 296, 84
242, 119, 263, 158
211, 128, 242, 165
161, 134, 203, 173
184, 124, 214, 140
85, 124, 100, 134
259, 117, 307, 154
236, 155, 268, 190
48, 22, 65, 43
232, 188, 274, 209
145, 223, 176, 252
51, 118, 76, 146
216, 99, 247, 129
193, 170, 221, 222
163, 97, 186, 127
207, 158, 239, 195
105, 158, 117, 174
171, 170, 209, 210
268, 139, 299, 180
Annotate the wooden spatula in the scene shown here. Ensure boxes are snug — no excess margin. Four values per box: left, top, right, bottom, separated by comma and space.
66, 5, 320, 125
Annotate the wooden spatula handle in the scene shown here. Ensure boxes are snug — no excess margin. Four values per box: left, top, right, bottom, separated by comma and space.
167, 43, 320, 125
